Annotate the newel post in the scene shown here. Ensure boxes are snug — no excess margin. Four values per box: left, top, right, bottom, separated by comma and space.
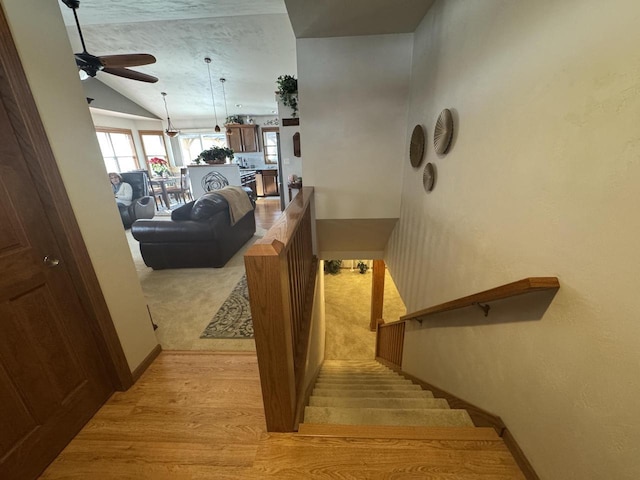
244, 241, 297, 432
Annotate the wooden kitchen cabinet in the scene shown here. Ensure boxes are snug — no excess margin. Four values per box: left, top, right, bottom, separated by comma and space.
262, 169, 279, 196
226, 124, 259, 153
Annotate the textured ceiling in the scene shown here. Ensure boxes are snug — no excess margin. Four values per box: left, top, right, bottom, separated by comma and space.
58, 0, 433, 122
59, 0, 295, 121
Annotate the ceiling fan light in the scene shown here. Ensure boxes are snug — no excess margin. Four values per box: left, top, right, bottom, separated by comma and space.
78, 69, 90, 81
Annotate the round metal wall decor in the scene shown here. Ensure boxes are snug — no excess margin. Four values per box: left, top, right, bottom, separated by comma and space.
434, 108, 454, 155
409, 124, 425, 167
423, 162, 436, 192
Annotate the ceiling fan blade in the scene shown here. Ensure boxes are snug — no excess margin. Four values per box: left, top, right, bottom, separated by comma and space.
99, 54, 157, 68
103, 67, 158, 83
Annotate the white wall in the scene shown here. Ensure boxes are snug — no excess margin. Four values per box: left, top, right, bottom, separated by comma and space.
2, 0, 158, 372
386, 1, 640, 478
277, 96, 302, 208
297, 34, 413, 219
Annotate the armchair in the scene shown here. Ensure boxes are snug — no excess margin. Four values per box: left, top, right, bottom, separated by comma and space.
119, 171, 155, 228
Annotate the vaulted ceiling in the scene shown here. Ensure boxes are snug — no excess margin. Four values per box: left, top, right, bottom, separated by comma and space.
58, 0, 433, 122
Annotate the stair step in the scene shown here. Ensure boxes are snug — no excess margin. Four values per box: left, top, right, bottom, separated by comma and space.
315, 378, 413, 386
253, 432, 525, 479
317, 376, 408, 383
319, 371, 401, 377
297, 423, 500, 440
322, 360, 386, 366
309, 396, 449, 409
312, 388, 434, 398
303, 407, 474, 427
314, 383, 421, 391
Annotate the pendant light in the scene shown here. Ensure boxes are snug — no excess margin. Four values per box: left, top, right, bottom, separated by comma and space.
161, 92, 180, 137
220, 77, 231, 133
204, 57, 221, 133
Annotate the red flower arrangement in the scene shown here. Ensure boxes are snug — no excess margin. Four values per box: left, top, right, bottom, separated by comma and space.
149, 157, 169, 175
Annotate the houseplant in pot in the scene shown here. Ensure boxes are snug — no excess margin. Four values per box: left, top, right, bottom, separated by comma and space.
195, 146, 234, 165
276, 74, 298, 117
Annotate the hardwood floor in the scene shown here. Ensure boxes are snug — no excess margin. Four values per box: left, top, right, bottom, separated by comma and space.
41, 352, 525, 479
254, 197, 282, 230
40, 352, 267, 479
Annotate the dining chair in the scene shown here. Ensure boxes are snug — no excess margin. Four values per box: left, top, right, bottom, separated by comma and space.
148, 178, 167, 210
166, 167, 193, 204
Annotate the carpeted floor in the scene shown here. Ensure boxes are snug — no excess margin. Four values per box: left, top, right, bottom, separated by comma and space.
323, 267, 406, 360
126, 225, 261, 351
126, 221, 405, 354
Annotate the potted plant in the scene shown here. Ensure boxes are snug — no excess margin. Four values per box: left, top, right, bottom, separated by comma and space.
196, 146, 235, 165
148, 157, 170, 177
356, 260, 369, 274
324, 259, 342, 275
225, 115, 243, 125
276, 74, 298, 117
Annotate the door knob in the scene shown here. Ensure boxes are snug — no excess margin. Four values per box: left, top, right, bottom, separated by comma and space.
43, 255, 60, 267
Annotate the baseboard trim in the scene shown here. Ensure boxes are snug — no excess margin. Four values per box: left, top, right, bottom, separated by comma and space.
131, 344, 162, 383
376, 357, 539, 480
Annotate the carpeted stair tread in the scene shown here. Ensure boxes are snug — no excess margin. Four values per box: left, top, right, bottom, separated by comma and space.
317, 376, 409, 383
318, 372, 404, 380
312, 388, 434, 398
297, 423, 500, 440
309, 397, 450, 409
314, 383, 422, 391
322, 360, 388, 366
303, 406, 474, 427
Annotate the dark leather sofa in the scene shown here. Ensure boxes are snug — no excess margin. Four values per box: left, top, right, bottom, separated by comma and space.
131, 189, 256, 269
119, 171, 155, 228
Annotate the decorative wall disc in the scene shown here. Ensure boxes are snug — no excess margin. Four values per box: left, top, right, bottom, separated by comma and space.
434, 108, 454, 155
409, 124, 425, 167
423, 162, 436, 192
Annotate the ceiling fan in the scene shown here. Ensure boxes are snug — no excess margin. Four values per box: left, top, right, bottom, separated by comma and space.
61, 0, 158, 83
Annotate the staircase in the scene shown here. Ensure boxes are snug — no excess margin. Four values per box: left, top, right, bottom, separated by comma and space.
303, 359, 474, 428
249, 359, 526, 478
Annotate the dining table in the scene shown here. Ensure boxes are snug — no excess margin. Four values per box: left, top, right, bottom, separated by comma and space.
150, 176, 179, 209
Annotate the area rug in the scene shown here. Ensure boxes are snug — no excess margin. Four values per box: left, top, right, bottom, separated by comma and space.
200, 274, 254, 339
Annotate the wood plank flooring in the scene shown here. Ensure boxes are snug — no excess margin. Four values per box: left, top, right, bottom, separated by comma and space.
41, 352, 525, 479
40, 352, 266, 479
254, 197, 282, 231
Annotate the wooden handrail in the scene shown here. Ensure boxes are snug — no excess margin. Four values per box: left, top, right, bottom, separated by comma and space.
244, 187, 317, 432
400, 277, 559, 323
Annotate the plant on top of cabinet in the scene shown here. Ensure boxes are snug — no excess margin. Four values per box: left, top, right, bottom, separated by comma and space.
276, 74, 298, 117
225, 114, 243, 125
195, 146, 234, 164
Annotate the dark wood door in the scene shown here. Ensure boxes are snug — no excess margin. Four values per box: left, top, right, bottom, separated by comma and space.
0, 26, 113, 480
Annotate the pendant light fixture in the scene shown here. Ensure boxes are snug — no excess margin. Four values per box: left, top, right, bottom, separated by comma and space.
161, 92, 180, 137
220, 77, 231, 133
204, 57, 221, 133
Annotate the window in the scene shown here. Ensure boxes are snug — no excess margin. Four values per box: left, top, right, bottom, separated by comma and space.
262, 127, 279, 164
95, 128, 139, 173
179, 132, 227, 163
139, 130, 169, 167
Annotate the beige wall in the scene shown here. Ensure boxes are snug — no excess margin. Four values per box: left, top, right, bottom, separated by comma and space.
297, 34, 413, 220
2, 0, 158, 372
387, 0, 640, 478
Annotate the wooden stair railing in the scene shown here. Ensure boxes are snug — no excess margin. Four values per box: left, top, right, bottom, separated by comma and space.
245, 187, 317, 432
376, 277, 560, 367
